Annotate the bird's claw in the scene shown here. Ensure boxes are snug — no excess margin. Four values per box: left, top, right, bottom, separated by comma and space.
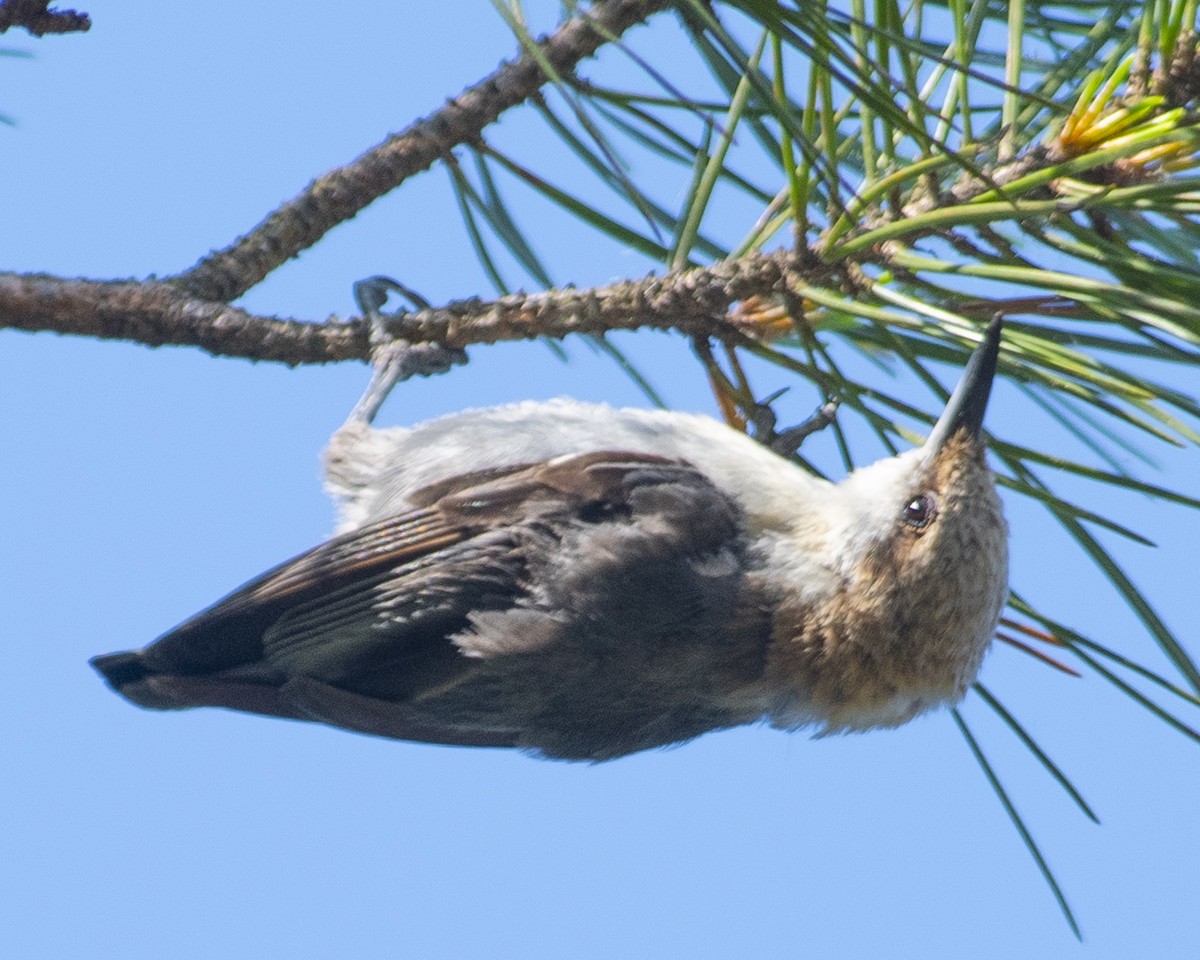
769, 398, 840, 456
744, 396, 840, 458
744, 388, 839, 456
347, 276, 467, 425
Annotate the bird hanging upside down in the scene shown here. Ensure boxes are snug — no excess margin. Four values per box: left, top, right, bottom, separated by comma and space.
92, 314, 1008, 761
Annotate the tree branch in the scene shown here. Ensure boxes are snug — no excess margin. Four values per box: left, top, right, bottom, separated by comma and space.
173, 0, 676, 305
0, 251, 811, 365
0, 274, 356, 365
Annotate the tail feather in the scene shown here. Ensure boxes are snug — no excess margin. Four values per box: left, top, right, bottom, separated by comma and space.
91, 651, 151, 691
90, 649, 298, 720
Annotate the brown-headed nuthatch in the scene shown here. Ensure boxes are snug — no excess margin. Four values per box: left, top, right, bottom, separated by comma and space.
93, 318, 1007, 760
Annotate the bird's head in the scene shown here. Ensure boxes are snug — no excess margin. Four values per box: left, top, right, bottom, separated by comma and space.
772, 320, 1008, 731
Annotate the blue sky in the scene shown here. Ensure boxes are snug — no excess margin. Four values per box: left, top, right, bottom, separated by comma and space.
3, 3, 1197, 956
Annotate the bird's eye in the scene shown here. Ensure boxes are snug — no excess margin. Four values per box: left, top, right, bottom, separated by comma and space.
902, 493, 937, 529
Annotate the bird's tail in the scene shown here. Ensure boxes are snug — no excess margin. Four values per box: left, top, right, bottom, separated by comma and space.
90, 648, 298, 720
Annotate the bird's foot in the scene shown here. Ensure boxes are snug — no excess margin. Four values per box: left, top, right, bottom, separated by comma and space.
346, 276, 467, 425
748, 391, 840, 457
769, 398, 840, 456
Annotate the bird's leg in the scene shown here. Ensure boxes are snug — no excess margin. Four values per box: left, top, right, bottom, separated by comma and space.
326, 278, 466, 521
769, 398, 840, 457
325, 278, 468, 530
345, 276, 467, 426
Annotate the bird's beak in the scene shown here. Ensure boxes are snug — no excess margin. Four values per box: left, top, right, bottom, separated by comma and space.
923, 316, 1003, 456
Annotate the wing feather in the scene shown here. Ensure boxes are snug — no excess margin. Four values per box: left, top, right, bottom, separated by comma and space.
92, 450, 767, 758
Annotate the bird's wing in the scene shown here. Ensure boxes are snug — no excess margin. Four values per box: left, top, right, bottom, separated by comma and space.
93, 451, 758, 754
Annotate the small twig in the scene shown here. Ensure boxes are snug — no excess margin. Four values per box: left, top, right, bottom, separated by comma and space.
0, 0, 89, 35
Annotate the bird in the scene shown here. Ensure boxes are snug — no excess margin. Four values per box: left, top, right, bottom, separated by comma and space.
92, 314, 1008, 761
